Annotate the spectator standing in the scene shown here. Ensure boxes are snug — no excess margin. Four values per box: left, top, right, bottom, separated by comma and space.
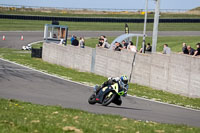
71, 36, 79, 46
97, 36, 110, 49
193, 43, 200, 56
146, 43, 152, 52
100, 35, 107, 42
97, 39, 104, 47
127, 41, 137, 52
163, 44, 171, 54
114, 42, 123, 51
139, 44, 146, 53
102, 41, 110, 49
182, 43, 189, 54
187, 45, 195, 55
79, 37, 85, 48
122, 40, 129, 49
70, 35, 75, 44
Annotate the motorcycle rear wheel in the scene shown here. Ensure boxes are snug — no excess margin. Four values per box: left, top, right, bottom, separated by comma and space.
88, 94, 97, 105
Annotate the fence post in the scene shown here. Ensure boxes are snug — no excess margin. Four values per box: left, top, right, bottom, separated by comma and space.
129, 52, 137, 83
91, 48, 96, 73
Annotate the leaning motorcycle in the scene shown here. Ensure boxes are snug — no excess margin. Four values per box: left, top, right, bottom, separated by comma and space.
88, 83, 127, 106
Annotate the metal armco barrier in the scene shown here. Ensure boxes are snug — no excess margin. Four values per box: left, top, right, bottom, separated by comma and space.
0, 14, 200, 23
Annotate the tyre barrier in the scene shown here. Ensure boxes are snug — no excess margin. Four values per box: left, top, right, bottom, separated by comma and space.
1, 14, 200, 23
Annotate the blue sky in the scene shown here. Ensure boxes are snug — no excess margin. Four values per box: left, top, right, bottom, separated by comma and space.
0, 0, 200, 10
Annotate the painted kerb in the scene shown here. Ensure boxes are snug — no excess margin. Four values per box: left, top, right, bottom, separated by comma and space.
42, 42, 200, 98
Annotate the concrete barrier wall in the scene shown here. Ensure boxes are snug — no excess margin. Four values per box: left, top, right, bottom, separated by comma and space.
150, 54, 170, 91
42, 43, 93, 72
132, 53, 151, 86
42, 42, 200, 98
189, 57, 200, 97
94, 48, 134, 78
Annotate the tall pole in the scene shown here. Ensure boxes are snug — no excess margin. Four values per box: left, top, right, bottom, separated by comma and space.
142, 0, 148, 53
152, 0, 160, 52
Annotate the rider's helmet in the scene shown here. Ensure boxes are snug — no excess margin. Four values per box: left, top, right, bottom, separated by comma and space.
119, 75, 128, 89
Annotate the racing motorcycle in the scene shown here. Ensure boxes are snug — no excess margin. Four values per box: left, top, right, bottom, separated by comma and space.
88, 83, 127, 106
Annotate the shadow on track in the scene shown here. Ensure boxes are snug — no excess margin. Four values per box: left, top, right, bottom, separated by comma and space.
102, 105, 149, 111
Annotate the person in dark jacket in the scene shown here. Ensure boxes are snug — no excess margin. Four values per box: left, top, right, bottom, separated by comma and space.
70, 35, 75, 44
114, 42, 123, 51
182, 43, 189, 54
187, 45, 195, 55
146, 43, 152, 52
193, 43, 200, 57
71, 36, 79, 46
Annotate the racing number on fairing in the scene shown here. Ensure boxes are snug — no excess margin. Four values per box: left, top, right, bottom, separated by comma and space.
102, 83, 118, 92
111, 83, 119, 92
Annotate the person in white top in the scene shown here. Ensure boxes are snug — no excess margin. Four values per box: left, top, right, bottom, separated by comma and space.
127, 41, 137, 52
79, 37, 85, 48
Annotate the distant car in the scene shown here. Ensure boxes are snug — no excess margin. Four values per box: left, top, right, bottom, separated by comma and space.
22, 44, 31, 50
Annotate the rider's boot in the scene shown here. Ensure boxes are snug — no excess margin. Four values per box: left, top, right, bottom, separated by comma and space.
94, 85, 101, 95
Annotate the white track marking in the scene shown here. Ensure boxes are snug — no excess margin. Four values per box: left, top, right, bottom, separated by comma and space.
27, 40, 43, 46
0, 68, 33, 71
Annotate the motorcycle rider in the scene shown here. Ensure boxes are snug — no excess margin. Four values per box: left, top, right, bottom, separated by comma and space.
94, 75, 129, 105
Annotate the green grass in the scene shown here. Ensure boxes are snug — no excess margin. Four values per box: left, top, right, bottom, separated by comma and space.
0, 46, 200, 110
31, 42, 43, 49
155, 36, 200, 52
1, 98, 200, 133
1, 19, 200, 31
1, 9, 200, 19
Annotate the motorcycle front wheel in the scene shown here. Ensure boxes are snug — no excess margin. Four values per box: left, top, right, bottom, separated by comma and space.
102, 92, 116, 106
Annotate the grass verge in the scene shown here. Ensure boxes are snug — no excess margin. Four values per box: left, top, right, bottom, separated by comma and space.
1, 98, 200, 133
1, 19, 200, 31
0, 47, 200, 110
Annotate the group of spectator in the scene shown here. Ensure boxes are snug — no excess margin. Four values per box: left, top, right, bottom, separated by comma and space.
139, 43, 152, 53
97, 35, 138, 52
97, 35, 110, 48
182, 43, 200, 57
138, 43, 171, 54
74, 34, 199, 57
96, 35, 173, 55
71, 35, 85, 48
96, 36, 200, 57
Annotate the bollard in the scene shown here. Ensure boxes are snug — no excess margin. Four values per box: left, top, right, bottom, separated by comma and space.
2, 35, 6, 40
21, 35, 24, 40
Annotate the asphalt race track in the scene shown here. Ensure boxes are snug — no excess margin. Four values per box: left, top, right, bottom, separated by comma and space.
0, 30, 200, 127
1, 31, 200, 49
0, 58, 200, 127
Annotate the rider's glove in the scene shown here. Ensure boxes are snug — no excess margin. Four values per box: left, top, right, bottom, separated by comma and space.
122, 88, 128, 97
122, 93, 127, 97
